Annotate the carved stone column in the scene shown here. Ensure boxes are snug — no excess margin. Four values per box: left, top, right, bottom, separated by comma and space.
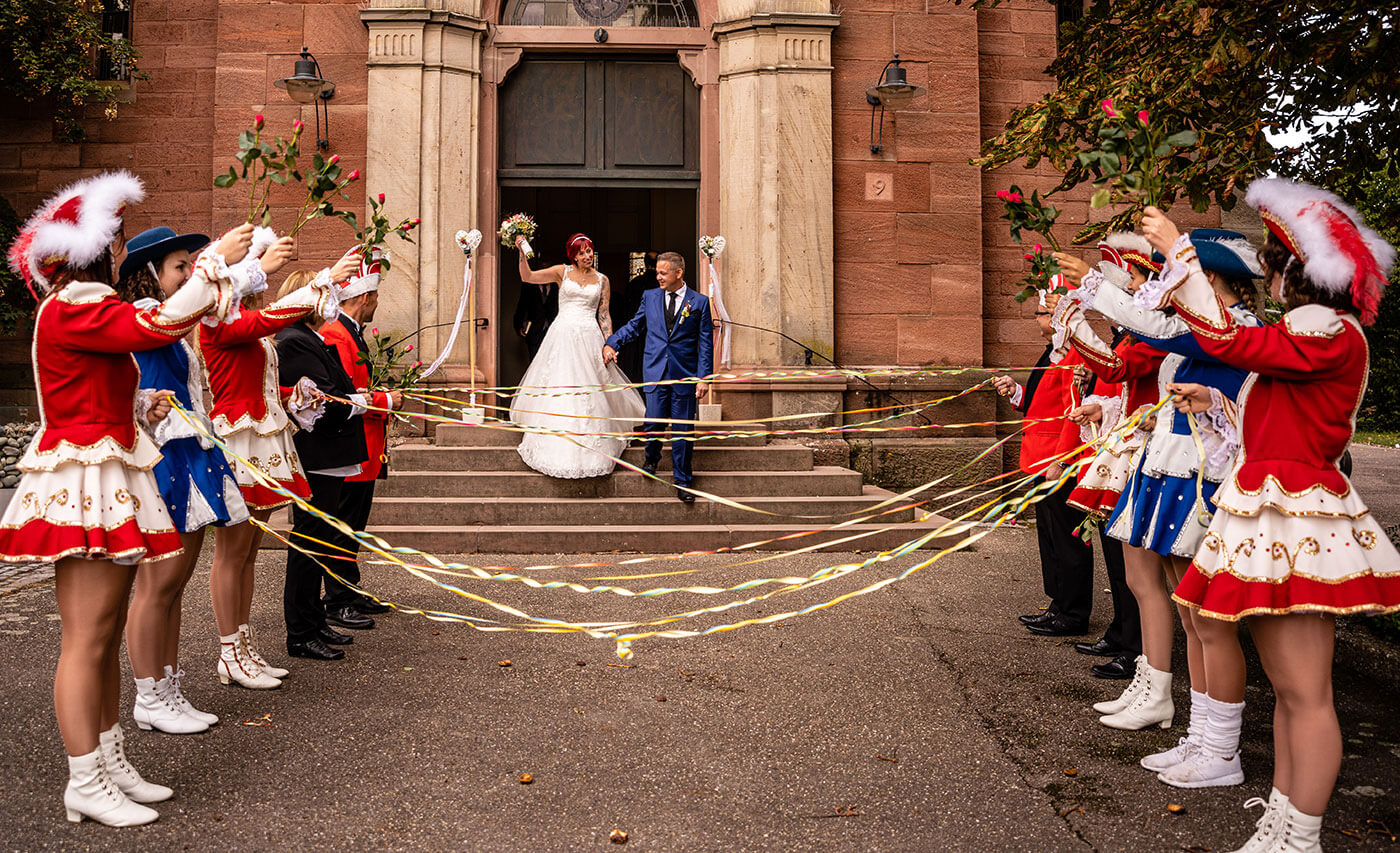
361, 0, 486, 384
714, 2, 839, 422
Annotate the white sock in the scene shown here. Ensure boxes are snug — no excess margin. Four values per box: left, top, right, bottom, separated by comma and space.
1286, 804, 1323, 843
220, 631, 239, 645
1187, 689, 1208, 744
1202, 694, 1245, 758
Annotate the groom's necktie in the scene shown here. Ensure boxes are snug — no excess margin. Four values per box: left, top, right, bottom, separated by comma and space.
666, 291, 678, 332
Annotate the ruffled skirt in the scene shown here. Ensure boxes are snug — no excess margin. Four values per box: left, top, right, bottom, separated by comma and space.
1068, 432, 1145, 516
1174, 476, 1400, 620
0, 460, 183, 565
150, 436, 251, 533
219, 425, 311, 510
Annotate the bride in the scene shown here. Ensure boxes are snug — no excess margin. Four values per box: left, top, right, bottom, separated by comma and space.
510, 232, 645, 478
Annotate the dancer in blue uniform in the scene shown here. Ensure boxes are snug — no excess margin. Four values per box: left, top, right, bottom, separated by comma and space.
115, 226, 293, 733
1059, 230, 1263, 789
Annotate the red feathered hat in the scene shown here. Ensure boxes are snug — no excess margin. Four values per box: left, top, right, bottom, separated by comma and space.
341, 245, 383, 300
1246, 177, 1395, 325
7, 171, 144, 297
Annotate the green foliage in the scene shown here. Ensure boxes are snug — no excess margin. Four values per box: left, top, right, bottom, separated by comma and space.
214, 115, 307, 225
0, 197, 36, 334
972, 0, 1400, 242
0, 0, 142, 141
357, 328, 425, 391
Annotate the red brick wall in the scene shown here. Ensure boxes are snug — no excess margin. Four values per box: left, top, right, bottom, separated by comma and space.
831, 3, 985, 368
0, 0, 369, 285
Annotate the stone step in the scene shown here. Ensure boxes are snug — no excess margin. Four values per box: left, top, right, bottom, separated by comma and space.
390, 444, 813, 473
367, 488, 914, 527
433, 423, 767, 448
376, 467, 866, 498
360, 519, 961, 554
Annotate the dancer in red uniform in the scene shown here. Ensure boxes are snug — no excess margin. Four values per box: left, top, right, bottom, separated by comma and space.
197, 249, 354, 689
0, 172, 252, 825
1143, 180, 1399, 853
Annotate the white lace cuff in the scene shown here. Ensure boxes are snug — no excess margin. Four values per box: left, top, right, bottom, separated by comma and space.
1134, 233, 1192, 310
311, 267, 344, 322
1074, 269, 1105, 308
1195, 386, 1240, 472
286, 377, 326, 431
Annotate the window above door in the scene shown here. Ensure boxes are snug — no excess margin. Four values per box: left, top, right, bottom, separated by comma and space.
502, 0, 698, 28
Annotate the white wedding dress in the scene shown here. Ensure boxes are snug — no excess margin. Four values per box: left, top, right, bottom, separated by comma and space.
511, 267, 646, 478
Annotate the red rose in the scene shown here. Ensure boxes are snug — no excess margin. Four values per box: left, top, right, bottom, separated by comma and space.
254, 114, 264, 130
377, 192, 386, 204
347, 169, 361, 181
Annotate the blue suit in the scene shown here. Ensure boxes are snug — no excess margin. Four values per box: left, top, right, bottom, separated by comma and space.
606, 285, 713, 486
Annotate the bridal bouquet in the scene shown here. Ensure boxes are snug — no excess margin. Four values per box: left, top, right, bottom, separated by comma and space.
499, 213, 537, 258
213, 113, 306, 226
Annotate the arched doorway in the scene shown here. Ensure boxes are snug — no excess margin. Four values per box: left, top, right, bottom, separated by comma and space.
496, 53, 700, 387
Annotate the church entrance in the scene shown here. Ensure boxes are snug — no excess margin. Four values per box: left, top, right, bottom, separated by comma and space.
496, 54, 700, 388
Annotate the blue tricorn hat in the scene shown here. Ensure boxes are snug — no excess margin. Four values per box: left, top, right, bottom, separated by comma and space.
1189, 228, 1262, 279
119, 226, 210, 282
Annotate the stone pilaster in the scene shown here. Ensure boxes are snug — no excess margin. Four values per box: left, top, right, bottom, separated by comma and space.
714, 2, 839, 421
361, 1, 486, 383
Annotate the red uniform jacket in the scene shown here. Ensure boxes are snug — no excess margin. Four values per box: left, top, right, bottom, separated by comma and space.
198, 302, 314, 430
1016, 347, 1087, 476
320, 316, 390, 481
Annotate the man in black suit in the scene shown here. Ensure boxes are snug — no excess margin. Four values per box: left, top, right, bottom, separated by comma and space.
615, 253, 656, 384
513, 274, 558, 359
275, 298, 369, 662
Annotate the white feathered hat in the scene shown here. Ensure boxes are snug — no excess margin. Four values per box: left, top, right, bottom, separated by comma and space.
340, 245, 384, 300
1096, 232, 1160, 288
7, 171, 144, 296
1246, 177, 1395, 324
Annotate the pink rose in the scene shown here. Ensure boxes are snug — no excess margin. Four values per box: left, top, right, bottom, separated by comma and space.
413, 361, 422, 368
254, 114, 264, 130
377, 192, 386, 204
328, 154, 340, 165
1033, 243, 1043, 253
995, 189, 1009, 201
405, 344, 414, 352
347, 169, 361, 181
293, 119, 304, 132
1100, 98, 1118, 118
1008, 192, 1023, 203
371, 327, 379, 335
1024, 253, 1034, 260
411, 217, 421, 225
1137, 110, 1149, 124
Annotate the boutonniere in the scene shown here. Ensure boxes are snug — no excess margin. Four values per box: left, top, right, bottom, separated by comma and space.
679, 302, 692, 322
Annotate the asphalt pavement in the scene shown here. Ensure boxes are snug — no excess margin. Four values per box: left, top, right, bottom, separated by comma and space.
0, 448, 1397, 851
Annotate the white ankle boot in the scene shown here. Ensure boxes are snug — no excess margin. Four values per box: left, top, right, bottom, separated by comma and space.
239, 624, 289, 679
164, 666, 219, 726
218, 632, 282, 689
1142, 689, 1207, 771
1263, 803, 1323, 853
133, 675, 208, 734
1228, 788, 1289, 853
1100, 664, 1173, 729
98, 724, 173, 803
1094, 655, 1149, 714
64, 748, 159, 826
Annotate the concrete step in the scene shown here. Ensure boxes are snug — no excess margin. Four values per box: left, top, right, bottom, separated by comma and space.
376, 467, 866, 498
390, 444, 813, 473
361, 518, 961, 553
367, 488, 915, 527
434, 423, 767, 448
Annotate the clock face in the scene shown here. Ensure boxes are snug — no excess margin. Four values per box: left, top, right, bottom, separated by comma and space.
571, 0, 629, 25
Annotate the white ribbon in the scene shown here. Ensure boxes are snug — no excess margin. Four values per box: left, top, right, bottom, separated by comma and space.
708, 259, 733, 368
420, 254, 473, 380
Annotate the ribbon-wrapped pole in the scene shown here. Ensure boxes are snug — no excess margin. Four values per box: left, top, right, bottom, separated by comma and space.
699, 236, 730, 369
422, 230, 481, 400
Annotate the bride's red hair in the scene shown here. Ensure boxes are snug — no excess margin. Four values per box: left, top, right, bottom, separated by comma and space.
565, 233, 593, 262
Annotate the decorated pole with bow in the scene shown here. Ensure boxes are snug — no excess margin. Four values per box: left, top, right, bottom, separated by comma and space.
422, 228, 481, 409
699, 235, 730, 376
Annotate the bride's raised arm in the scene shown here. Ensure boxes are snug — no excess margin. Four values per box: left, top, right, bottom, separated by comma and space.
597, 273, 613, 338
515, 235, 564, 285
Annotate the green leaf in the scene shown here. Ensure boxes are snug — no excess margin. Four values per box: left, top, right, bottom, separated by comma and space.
213, 173, 236, 188
271, 172, 287, 185
261, 208, 273, 227
1165, 130, 1198, 147
1090, 188, 1111, 208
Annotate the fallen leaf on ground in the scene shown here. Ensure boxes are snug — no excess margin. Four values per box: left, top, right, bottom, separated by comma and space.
1167, 803, 1185, 815
518, 773, 533, 784
240, 713, 275, 728
1063, 768, 1077, 777
576, 660, 586, 666
656, 695, 667, 702
498, 660, 512, 667
609, 829, 628, 843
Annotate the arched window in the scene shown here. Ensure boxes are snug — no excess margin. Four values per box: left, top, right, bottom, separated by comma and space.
502, 0, 698, 28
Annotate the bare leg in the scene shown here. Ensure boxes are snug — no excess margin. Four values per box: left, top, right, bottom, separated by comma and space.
1124, 544, 1174, 671
1164, 556, 1207, 693
54, 557, 137, 755
237, 511, 270, 627
1190, 607, 1246, 702
1251, 613, 1338, 815
210, 511, 267, 636
127, 530, 204, 678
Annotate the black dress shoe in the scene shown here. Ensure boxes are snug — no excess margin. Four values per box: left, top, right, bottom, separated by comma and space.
318, 626, 354, 645
641, 461, 659, 477
1074, 636, 1126, 657
1026, 616, 1090, 636
1018, 610, 1055, 626
1091, 651, 1138, 680
353, 597, 391, 615
287, 637, 345, 660
677, 486, 695, 504
325, 605, 375, 630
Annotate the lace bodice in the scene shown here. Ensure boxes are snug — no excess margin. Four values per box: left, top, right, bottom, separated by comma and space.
556, 267, 604, 325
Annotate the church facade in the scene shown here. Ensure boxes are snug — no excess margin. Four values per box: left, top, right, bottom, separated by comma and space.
0, 0, 1220, 472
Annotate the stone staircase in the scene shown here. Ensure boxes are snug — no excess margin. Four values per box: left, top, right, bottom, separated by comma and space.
349, 424, 958, 554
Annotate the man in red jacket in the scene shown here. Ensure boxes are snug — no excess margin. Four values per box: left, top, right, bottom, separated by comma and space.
993, 290, 1095, 637
320, 249, 402, 627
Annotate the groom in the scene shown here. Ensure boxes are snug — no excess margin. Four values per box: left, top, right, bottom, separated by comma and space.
603, 251, 712, 504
